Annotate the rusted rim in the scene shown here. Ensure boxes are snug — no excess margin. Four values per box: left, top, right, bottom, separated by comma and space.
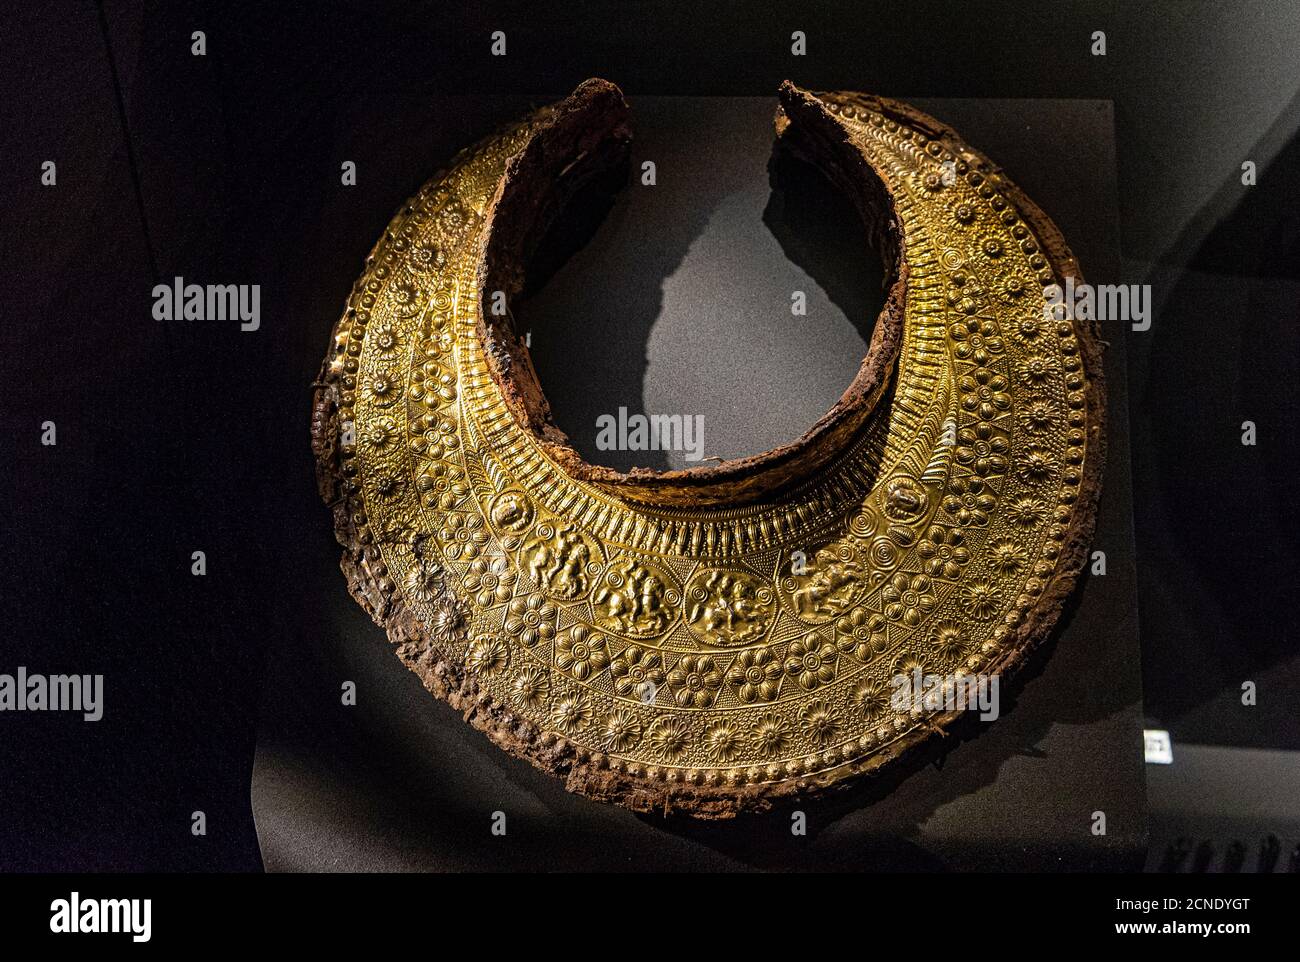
475, 79, 906, 507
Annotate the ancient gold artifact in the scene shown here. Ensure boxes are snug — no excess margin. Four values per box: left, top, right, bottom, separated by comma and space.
312, 79, 1104, 816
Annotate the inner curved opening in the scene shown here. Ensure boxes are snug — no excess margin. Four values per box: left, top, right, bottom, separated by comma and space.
478, 82, 904, 506
515, 97, 889, 474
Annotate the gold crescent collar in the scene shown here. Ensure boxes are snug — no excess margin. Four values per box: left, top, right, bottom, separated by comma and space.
313, 79, 1104, 816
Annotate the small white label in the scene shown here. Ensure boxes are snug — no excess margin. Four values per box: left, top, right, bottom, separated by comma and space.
1143, 729, 1173, 765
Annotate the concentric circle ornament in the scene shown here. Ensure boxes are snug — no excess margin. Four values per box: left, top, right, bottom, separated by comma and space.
311, 79, 1104, 817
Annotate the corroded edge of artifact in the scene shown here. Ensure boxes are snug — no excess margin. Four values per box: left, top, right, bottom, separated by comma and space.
311, 80, 1106, 818
476, 81, 908, 507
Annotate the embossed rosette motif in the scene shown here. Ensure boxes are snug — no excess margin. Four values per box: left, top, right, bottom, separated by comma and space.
313, 80, 1103, 815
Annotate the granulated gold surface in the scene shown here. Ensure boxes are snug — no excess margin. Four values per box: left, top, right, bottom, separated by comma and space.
317, 83, 1101, 810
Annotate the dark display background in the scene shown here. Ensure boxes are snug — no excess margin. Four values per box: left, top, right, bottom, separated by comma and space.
5, 0, 1297, 871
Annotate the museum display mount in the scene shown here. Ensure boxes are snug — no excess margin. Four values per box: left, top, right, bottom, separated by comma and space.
259, 88, 1142, 868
